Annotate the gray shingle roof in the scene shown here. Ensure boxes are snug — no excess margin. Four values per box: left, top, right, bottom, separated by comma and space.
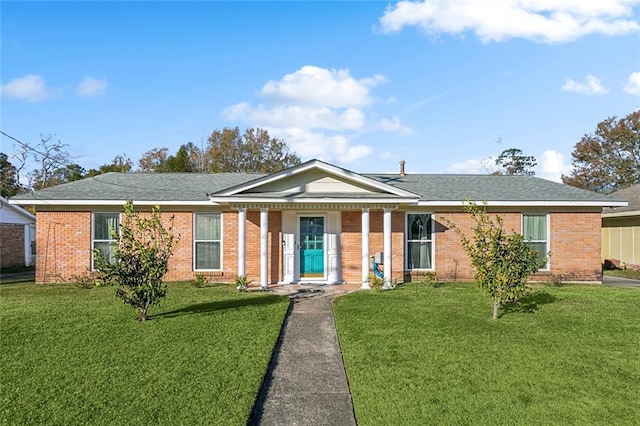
603, 184, 640, 214
10, 172, 264, 202
10, 170, 624, 205
365, 174, 622, 202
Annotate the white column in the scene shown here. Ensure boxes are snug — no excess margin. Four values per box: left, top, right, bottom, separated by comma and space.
361, 208, 371, 289
383, 208, 393, 289
260, 208, 269, 290
237, 208, 246, 278
24, 224, 32, 267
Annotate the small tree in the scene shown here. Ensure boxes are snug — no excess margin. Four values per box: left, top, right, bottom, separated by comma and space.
447, 202, 543, 320
94, 201, 178, 321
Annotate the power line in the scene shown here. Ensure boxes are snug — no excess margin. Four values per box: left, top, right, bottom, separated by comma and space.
1, 130, 76, 167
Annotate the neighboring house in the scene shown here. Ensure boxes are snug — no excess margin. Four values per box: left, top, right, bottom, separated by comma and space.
9, 159, 626, 286
0, 196, 35, 269
602, 184, 640, 267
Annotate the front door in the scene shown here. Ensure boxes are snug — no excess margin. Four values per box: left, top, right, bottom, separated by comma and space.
299, 216, 325, 278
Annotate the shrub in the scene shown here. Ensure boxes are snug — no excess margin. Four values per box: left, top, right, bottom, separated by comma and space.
94, 201, 178, 322
447, 201, 543, 320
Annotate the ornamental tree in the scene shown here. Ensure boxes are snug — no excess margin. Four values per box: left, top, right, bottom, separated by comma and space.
94, 200, 178, 321
448, 202, 543, 320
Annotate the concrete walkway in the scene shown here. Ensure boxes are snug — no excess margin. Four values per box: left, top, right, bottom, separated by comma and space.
602, 274, 640, 289
249, 287, 357, 426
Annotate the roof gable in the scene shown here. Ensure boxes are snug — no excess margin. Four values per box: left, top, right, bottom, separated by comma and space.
603, 184, 640, 216
0, 197, 35, 223
211, 159, 419, 198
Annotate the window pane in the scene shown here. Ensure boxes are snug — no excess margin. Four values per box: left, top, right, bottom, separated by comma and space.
409, 214, 431, 240
408, 241, 432, 269
94, 213, 119, 240
529, 242, 547, 267
195, 214, 220, 240
523, 215, 546, 240
195, 242, 220, 269
94, 241, 116, 264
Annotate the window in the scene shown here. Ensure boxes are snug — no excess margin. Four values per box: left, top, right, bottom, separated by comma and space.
523, 214, 548, 269
194, 213, 221, 270
93, 213, 119, 268
407, 213, 433, 269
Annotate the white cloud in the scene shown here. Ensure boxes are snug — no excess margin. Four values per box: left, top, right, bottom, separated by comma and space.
224, 104, 365, 130
624, 71, 640, 95
223, 65, 405, 165
379, 0, 640, 43
0, 74, 54, 102
261, 65, 386, 108
445, 156, 497, 174
379, 116, 412, 134
535, 150, 571, 182
272, 127, 372, 164
76, 76, 108, 97
445, 150, 570, 182
562, 75, 608, 94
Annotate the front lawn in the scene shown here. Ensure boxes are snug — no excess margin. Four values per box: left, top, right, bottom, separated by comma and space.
334, 283, 640, 425
1, 282, 289, 425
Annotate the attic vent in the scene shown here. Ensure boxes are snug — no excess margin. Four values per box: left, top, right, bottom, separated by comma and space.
400, 160, 406, 177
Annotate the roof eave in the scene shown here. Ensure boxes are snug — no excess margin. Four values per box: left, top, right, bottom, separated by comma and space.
209, 196, 420, 205
416, 200, 628, 207
9, 199, 213, 206
602, 210, 640, 218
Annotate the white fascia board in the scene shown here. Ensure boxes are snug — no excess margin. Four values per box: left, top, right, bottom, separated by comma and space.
602, 210, 640, 218
416, 200, 628, 207
209, 196, 419, 205
9, 199, 213, 206
214, 160, 419, 198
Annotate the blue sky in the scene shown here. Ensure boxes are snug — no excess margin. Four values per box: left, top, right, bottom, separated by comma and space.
2, 1, 639, 182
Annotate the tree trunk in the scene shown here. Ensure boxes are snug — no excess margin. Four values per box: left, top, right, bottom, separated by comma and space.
493, 298, 500, 320
138, 303, 149, 322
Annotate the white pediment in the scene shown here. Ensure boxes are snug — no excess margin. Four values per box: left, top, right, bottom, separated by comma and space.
246, 169, 380, 194
210, 159, 420, 200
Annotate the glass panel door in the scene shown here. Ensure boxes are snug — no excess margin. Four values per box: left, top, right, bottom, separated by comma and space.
299, 217, 325, 278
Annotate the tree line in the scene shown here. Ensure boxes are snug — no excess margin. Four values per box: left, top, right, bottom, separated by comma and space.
0, 127, 301, 197
2, 111, 638, 197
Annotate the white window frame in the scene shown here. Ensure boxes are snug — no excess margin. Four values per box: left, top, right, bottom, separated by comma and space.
91, 212, 120, 271
193, 213, 223, 271
405, 212, 435, 271
522, 213, 550, 271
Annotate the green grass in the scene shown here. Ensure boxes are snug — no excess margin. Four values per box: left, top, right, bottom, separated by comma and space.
1, 282, 289, 425
604, 268, 640, 280
334, 283, 640, 425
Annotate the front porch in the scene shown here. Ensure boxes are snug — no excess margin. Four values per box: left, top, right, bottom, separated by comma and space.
234, 206, 401, 290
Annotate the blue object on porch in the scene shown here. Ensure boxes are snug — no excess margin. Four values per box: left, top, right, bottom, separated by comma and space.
372, 257, 383, 278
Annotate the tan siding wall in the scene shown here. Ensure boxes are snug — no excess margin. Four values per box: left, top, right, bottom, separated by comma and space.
602, 216, 640, 265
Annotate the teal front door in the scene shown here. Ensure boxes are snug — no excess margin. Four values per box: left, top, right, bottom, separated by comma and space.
300, 217, 325, 278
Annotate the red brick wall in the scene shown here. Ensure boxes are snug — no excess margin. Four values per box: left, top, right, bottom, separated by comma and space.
34, 208, 603, 284
341, 211, 361, 283
547, 212, 602, 281
0, 224, 26, 269
35, 212, 92, 283
341, 210, 406, 284
434, 211, 520, 281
